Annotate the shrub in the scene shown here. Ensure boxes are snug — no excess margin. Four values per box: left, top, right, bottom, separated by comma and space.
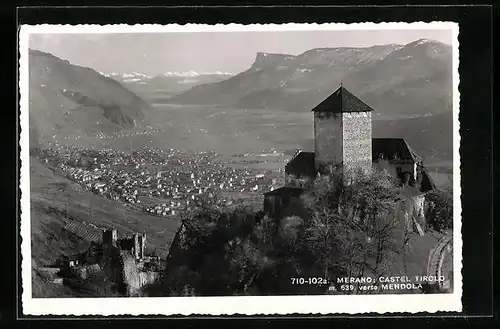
425, 189, 453, 232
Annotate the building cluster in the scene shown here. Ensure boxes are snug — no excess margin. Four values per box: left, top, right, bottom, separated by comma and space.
37, 144, 282, 218
53, 125, 165, 142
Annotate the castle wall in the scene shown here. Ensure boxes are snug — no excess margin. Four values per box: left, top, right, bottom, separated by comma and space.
102, 245, 124, 286
285, 174, 313, 188
342, 112, 372, 175
120, 252, 159, 297
138, 271, 159, 288
374, 160, 416, 181
314, 112, 343, 172
103, 229, 117, 248
121, 253, 142, 296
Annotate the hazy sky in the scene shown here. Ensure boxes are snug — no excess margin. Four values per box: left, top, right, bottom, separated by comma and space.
29, 30, 452, 75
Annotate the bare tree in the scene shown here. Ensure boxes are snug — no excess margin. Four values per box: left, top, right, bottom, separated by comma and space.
300, 167, 403, 293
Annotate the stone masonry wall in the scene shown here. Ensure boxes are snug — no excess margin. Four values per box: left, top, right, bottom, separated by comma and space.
121, 253, 142, 296
342, 112, 372, 175
314, 112, 343, 171
120, 252, 160, 297
374, 159, 416, 182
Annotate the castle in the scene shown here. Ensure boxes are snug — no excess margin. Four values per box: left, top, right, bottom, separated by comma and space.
264, 85, 435, 223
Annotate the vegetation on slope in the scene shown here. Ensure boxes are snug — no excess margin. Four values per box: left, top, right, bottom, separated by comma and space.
29, 156, 180, 297
28, 50, 152, 143
147, 169, 438, 296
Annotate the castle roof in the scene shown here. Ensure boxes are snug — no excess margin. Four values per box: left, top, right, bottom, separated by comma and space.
285, 150, 317, 178
311, 86, 374, 113
372, 138, 421, 162
264, 186, 305, 197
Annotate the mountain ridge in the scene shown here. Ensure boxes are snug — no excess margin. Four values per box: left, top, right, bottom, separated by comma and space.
28, 49, 152, 145
169, 39, 452, 118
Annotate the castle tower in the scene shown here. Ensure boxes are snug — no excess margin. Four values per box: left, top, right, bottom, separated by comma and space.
102, 229, 118, 248
312, 85, 373, 177
133, 233, 147, 260
133, 233, 140, 260
102, 229, 118, 281
140, 233, 146, 259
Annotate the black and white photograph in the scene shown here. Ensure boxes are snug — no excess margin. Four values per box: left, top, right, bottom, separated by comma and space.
19, 23, 461, 315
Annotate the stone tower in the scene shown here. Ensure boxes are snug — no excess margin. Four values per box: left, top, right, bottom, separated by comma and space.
103, 229, 118, 248
133, 233, 147, 260
312, 85, 373, 176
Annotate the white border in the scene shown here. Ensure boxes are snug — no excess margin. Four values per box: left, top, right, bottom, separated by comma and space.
19, 22, 461, 316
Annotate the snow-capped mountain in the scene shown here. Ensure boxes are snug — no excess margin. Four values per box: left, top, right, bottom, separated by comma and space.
159, 71, 233, 78
99, 72, 152, 84
148, 72, 235, 95
99, 70, 235, 97
97, 70, 235, 103
100, 70, 233, 84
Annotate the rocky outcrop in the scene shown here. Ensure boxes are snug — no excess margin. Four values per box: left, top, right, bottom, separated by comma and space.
250, 52, 296, 70
400, 194, 426, 236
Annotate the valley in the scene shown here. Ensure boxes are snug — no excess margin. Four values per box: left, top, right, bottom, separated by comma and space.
27, 37, 455, 298
45, 102, 453, 187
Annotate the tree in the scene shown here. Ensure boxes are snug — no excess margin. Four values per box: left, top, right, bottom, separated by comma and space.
424, 189, 453, 232
152, 204, 274, 296
299, 168, 404, 292
152, 167, 412, 296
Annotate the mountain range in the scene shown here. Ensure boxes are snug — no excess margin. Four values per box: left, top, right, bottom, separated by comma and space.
28, 49, 151, 145
27, 39, 453, 162
170, 38, 452, 119
101, 71, 234, 94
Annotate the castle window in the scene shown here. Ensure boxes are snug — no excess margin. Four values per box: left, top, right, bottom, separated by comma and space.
396, 167, 402, 174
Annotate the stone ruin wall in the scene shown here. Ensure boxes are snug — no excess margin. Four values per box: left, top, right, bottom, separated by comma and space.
119, 253, 158, 296
101, 230, 158, 296
121, 253, 141, 296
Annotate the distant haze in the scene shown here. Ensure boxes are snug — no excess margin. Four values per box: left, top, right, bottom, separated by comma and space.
29, 29, 452, 76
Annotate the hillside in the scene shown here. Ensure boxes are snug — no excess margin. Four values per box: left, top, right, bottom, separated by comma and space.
29, 156, 181, 297
373, 112, 453, 163
170, 39, 452, 118
28, 50, 152, 145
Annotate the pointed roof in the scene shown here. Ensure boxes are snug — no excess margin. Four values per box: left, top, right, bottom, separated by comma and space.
285, 150, 317, 178
311, 86, 374, 113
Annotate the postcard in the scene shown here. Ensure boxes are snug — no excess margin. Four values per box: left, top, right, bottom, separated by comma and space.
19, 22, 461, 315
